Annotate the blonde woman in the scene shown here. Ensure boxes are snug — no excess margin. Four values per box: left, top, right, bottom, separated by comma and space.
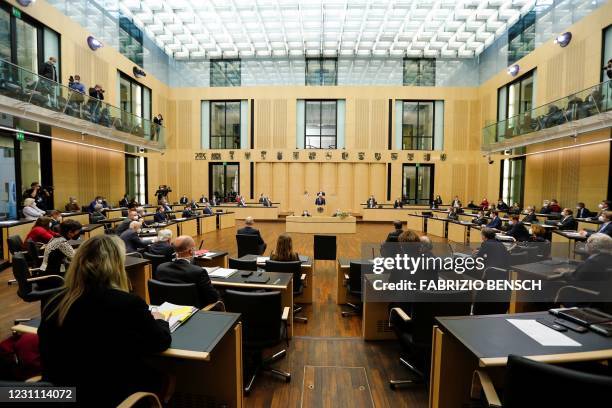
270, 233, 299, 261
22, 197, 45, 220
39, 235, 172, 407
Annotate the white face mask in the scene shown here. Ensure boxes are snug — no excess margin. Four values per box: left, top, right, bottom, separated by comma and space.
599, 204, 604, 209
600, 216, 606, 222
508, 221, 514, 225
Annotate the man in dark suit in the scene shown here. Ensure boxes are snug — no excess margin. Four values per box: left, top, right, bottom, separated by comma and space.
486, 211, 502, 229
473, 210, 488, 226
198, 195, 208, 204
237, 217, 267, 254
202, 203, 213, 216
522, 206, 538, 223
119, 195, 129, 207
496, 199, 509, 211
179, 195, 189, 205
153, 206, 168, 223
555, 208, 578, 230
148, 229, 175, 258
156, 235, 220, 308
315, 194, 326, 206
119, 221, 148, 253
182, 205, 195, 218
504, 215, 530, 242
115, 210, 139, 235
557, 233, 612, 286
366, 195, 377, 209
581, 211, 612, 238
475, 228, 510, 269
393, 198, 403, 208
386, 220, 403, 242
575, 202, 590, 219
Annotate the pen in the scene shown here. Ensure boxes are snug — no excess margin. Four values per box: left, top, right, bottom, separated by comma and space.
273, 278, 281, 284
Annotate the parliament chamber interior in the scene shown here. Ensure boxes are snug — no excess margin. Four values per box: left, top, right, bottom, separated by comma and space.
1, 0, 612, 407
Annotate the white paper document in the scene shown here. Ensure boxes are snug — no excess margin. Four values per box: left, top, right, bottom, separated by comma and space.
256, 256, 270, 264
207, 268, 237, 278
507, 319, 581, 347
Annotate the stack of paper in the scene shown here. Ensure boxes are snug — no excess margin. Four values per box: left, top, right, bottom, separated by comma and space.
151, 302, 198, 333
207, 268, 237, 278
256, 256, 270, 264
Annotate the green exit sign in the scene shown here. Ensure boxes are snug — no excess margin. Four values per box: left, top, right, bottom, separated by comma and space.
12, 7, 21, 19
16, 131, 24, 141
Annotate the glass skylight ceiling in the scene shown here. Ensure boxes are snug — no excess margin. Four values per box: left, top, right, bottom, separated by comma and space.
117, 0, 537, 60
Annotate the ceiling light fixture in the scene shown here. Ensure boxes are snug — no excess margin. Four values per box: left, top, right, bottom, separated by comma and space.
554, 32, 572, 47
87, 36, 103, 51
507, 64, 520, 77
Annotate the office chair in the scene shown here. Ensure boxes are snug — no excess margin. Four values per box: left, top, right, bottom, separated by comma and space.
472, 267, 511, 315
236, 234, 262, 258
341, 261, 372, 317
7, 235, 25, 256
11, 253, 64, 311
313, 235, 337, 261
229, 257, 258, 271
389, 290, 471, 389
25, 240, 44, 268
265, 260, 307, 322
147, 279, 200, 308
223, 289, 291, 394
143, 252, 170, 278
471, 354, 612, 407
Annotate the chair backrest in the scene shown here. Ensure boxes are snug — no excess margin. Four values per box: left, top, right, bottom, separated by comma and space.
265, 260, 303, 293
7, 235, 24, 254
147, 279, 200, 308
228, 257, 257, 271
223, 289, 283, 348
143, 252, 169, 277
503, 354, 612, 407
347, 261, 373, 295
314, 235, 337, 260
472, 267, 511, 315
236, 234, 261, 258
26, 239, 41, 263
11, 253, 33, 299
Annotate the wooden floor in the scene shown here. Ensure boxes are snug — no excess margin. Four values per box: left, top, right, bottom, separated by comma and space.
0, 221, 429, 407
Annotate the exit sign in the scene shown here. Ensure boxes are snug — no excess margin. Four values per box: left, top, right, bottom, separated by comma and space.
15, 131, 24, 141
12, 7, 21, 19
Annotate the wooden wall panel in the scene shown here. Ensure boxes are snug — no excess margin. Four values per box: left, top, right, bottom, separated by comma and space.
320, 163, 337, 197
178, 162, 192, 198
177, 101, 193, 149
544, 53, 565, 103
304, 164, 321, 200
452, 100, 469, 151
271, 163, 288, 211
256, 100, 271, 148
451, 164, 467, 201
255, 163, 272, 199
468, 100, 481, 151
73, 44, 92, 88
353, 164, 369, 210
564, 39, 586, 95
370, 100, 386, 149
273, 100, 287, 149
288, 163, 305, 211
369, 164, 386, 202
92, 56, 109, 91
354, 100, 369, 149
337, 163, 353, 211
165, 101, 177, 150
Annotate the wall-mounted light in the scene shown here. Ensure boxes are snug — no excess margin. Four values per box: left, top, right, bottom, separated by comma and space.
133, 66, 146, 79
507, 64, 520, 77
554, 32, 572, 48
488, 156, 494, 165
87, 35, 103, 51
16, 0, 36, 6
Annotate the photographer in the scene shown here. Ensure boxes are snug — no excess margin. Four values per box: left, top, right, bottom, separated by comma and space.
604, 59, 612, 81
155, 185, 172, 202
88, 84, 105, 122
23, 181, 51, 211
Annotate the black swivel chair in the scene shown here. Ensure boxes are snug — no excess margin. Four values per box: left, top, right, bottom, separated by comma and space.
236, 234, 263, 258
7, 235, 25, 256
389, 290, 472, 389
26, 239, 44, 268
223, 289, 291, 394
472, 267, 511, 315
143, 252, 169, 278
147, 279, 200, 308
313, 235, 337, 262
341, 261, 372, 317
471, 354, 612, 407
11, 253, 64, 312
229, 257, 258, 271
265, 260, 307, 322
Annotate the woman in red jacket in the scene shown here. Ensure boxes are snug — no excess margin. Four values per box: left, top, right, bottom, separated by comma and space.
24, 216, 58, 248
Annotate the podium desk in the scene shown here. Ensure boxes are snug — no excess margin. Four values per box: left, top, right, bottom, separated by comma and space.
81, 223, 104, 240
551, 230, 586, 259
178, 217, 198, 237
447, 221, 472, 244
218, 212, 236, 229
427, 217, 447, 238
577, 218, 602, 233
194, 251, 229, 269
469, 226, 483, 244
198, 214, 217, 234
105, 208, 126, 219
406, 214, 427, 233
62, 212, 90, 225
13, 312, 244, 408
214, 205, 279, 220
285, 216, 356, 234
125, 256, 152, 303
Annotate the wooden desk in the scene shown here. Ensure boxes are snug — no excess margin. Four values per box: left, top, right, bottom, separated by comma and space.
362, 274, 394, 340
62, 212, 90, 225
447, 221, 472, 244
152, 221, 179, 238
211, 272, 294, 338
458, 213, 477, 223
96, 217, 126, 229
194, 251, 229, 269
362, 206, 429, 222
218, 212, 236, 229
427, 217, 447, 238
285, 216, 356, 234
212, 206, 279, 220
104, 208, 126, 219
125, 256, 152, 304
407, 214, 427, 233
198, 215, 217, 234
577, 218, 602, 232
179, 217, 198, 237
430, 312, 612, 408
0, 219, 34, 260
551, 230, 585, 259
13, 312, 244, 408
469, 226, 483, 244
81, 224, 104, 240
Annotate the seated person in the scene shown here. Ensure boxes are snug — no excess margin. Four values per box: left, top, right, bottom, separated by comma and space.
473, 210, 488, 226
40, 220, 82, 276
451, 196, 462, 208
555, 233, 612, 284
179, 194, 189, 205
198, 195, 208, 204
522, 206, 538, 223
202, 203, 213, 216
575, 202, 591, 219
389, 230, 422, 284
485, 211, 502, 229
24, 216, 58, 248
39, 235, 171, 408
153, 205, 168, 223
119, 194, 129, 207
432, 195, 443, 208
115, 210, 139, 235
366, 195, 377, 209
270, 233, 300, 261
466, 200, 480, 210
593, 200, 611, 219
258, 193, 266, 204
554, 208, 578, 230
393, 198, 403, 209
419, 236, 439, 282
529, 224, 549, 242
156, 236, 220, 308
181, 205, 195, 218
90, 203, 106, 223
386, 220, 404, 242
301, 209, 311, 217
504, 215, 530, 242
236, 196, 246, 207
237, 216, 267, 254
119, 221, 148, 253
64, 197, 80, 212
158, 200, 172, 212
136, 206, 152, 227
540, 200, 551, 214
496, 199, 509, 211
23, 197, 46, 220
87, 196, 108, 214
49, 210, 63, 232
479, 197, 489, 209
447, 207, 459, 221
474, 228, 509, 269
508, 202, 521, 214
484, 204, 496, 217
581, 211, 612, 238
148, 229, 175, 258
549, 199, 562, 213
315, 194, 326, 206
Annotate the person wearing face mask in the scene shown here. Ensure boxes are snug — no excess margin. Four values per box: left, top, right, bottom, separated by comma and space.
555, 233, 612, 285
115, 210, 139, 235
592, 200, 611, 220
90, 203, 107, 223
522, 206, 538, 223
473, 210, 488, 226
24, 216, 59, 247
87, 196, 104, 213
575, 202, 590, 219
508, 202, 521, 215
119, 221, 148, 253
539, 200, 551, 214
504, 215, 530, 242
155, 236, 220, 308
485, 211, 502, 229
581, 211, 612, 238
496, 198, 509, 211
554, 208, 577, 230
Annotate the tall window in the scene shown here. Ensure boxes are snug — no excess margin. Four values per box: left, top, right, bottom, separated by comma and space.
508, 11, 536, 66
402, 164, 434, 205
210, 101, 240, 149
0, 135, 16, 219
305, 100, 337, 149
119, 16, 143, 67
602, 24, 612, 82
119, 71, 152, 132
210, 60, 241, 87
209, 162, 239, 201
125, 155, 147, 205
402, 101, 434, 150
0, 8, 10, 60
403, 59, 435, 86
305, 58, 337, 86
500, 157, 525, 206
497, 70, 535, 139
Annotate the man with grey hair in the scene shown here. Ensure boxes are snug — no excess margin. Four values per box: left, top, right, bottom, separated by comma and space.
90, 203, 106, 223
237, 216, 267, 254
119, 220, 148, 253
560, 233, 612, 282
149, 229, 175, 258
156, 235, 220, 308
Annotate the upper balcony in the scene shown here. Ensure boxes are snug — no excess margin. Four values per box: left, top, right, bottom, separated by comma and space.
0, 59, 164, 151
482, 80, 612, 153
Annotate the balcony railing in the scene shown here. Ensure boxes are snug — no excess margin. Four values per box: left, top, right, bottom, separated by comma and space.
0, 58, 164, 148
482, 79, 612, 149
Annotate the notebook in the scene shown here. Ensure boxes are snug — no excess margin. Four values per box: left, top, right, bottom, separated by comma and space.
149, 302, 198, 333
206, 267, 237, 278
